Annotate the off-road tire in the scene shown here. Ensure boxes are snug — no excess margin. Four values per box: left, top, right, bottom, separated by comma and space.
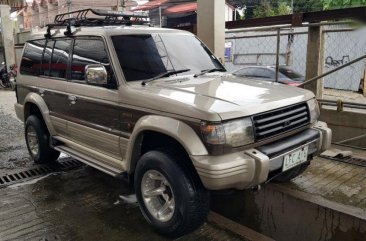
273, 162, 310, 182
134, 150, 210, 238
25, 115, 60, 164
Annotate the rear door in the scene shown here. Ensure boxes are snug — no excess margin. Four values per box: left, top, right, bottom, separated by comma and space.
40, 38, 72, 136
65, 37, 123, 169
19, 38, 71, 137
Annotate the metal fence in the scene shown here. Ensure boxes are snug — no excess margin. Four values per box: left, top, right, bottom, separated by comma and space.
224, 22, 366, 104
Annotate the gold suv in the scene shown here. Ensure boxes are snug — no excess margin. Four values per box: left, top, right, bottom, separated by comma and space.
15, 9, 331, 237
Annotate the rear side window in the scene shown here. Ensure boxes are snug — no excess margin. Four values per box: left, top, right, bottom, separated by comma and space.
49, 39, 72, 79
71, 38, 113, 83
40, 40, 55, 76
233, 68, 251, 76
252, 68, 274, 79
20, 40, 46, 76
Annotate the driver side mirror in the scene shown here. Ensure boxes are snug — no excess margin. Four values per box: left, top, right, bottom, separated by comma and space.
85, 64, 107, 86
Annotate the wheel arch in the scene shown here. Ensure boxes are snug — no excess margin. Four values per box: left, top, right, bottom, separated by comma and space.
23, 93, 56, 135
126, 115, 208, 174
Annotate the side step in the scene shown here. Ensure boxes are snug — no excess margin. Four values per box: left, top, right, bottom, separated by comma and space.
54, 145, 122, 177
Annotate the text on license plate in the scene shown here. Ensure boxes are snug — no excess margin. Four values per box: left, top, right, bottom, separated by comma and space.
282, 146, 309, 172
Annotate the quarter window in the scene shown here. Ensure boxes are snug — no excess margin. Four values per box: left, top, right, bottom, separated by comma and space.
40, 40, 54, 76
20, 39, 46, 76
49, 39, 72, 79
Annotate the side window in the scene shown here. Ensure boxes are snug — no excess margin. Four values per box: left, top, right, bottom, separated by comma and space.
252, 68, 274, 80
71, 38, 114, 85
20, 39, 46, 76
234, 68, 251, 76
49, 39, 72, 79
40, 40, 54, 76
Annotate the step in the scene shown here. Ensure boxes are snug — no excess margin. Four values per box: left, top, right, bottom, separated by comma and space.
211, 155, 366, 241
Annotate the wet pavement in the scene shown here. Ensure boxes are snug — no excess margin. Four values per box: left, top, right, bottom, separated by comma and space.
0, 90, 32, 173
0, 166, 245, 241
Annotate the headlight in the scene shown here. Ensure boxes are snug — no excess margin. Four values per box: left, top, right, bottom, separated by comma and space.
200, 118, 254, 147
307, 98, 320, 123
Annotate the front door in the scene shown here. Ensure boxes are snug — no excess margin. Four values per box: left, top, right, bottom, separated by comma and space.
65, 37, 123, 170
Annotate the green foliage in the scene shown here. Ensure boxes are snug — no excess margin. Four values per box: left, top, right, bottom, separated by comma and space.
293, 0, 324, 13
253, 0, 275, 18
277, 2, 292, 15
253, 1, 291, 18
322, 0, 366, 9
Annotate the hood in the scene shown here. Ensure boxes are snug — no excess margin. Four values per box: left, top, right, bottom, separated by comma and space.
128, 74, 314, 121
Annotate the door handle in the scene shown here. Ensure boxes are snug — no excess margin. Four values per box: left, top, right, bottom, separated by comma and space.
38, 89, 45, 97
68, 95, 77, 105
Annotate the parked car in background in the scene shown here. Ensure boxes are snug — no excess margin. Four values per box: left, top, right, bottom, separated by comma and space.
232, 66, 305, 86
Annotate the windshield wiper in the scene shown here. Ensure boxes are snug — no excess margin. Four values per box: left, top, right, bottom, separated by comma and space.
193, 68, 226, 78
142, 69, 190, 85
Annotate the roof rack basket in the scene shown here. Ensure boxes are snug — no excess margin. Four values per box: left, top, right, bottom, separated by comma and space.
45, 8, 150, 37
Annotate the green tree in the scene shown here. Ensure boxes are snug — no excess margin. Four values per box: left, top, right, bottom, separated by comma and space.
276, 2, 292, 15
292, 0, 324, 13
253, 0, 275, 18
322, 0, 366, 9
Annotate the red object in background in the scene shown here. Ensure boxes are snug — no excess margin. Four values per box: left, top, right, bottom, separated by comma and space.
164, 2, 197, 14
133, 0, 169, 11
282, 80, 302, 87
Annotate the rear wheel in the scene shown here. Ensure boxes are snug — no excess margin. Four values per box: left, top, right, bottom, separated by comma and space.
134, 150, 209, 238
25, 115, 60, 164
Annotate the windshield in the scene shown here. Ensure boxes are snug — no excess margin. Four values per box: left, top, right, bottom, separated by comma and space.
279, 67, 303, 80
111, 34, 224, 82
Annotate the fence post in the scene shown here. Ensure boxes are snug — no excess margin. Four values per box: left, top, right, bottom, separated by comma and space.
275, 28, 280, 82
304, 26, 324, 98
363, 64, 366, 96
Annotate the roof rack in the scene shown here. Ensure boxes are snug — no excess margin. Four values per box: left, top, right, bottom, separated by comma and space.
45, 8, 150, 38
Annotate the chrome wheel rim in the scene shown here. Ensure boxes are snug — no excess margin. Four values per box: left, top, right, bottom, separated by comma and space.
141, 170, 175, 222
27, 126, 39, 156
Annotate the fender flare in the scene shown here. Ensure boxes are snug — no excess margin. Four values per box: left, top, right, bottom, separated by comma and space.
125, 115, 208, 172
23, 92, 56, 135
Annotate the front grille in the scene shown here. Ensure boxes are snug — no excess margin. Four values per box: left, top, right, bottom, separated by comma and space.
252, 102, 310, 141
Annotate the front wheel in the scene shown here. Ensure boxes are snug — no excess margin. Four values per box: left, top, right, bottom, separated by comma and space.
134, 150, 209, 238
25, 115, 60, 164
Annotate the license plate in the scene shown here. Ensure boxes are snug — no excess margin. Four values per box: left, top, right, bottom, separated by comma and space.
282, 146, 309, 172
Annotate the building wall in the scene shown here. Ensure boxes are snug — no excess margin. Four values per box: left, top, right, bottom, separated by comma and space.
19, 0, 121, 31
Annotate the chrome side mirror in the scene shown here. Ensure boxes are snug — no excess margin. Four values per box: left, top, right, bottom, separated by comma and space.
85, 64, 107, 86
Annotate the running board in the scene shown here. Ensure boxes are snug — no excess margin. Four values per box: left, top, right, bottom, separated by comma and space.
53, 145, 122, 177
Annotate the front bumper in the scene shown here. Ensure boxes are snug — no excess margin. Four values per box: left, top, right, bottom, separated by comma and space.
190, 121, 332, 190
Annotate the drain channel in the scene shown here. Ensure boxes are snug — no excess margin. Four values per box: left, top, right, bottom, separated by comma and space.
0, 158, 83, 188
321, 155, 366, 167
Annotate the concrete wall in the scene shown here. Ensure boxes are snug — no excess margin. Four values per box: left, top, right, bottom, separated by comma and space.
211, 184, 366, 241
320, 108, 366, 148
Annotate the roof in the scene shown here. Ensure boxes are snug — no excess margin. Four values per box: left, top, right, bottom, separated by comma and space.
164, 2, 197, 14
134, 0, 235, 13
28, 25, 190, 41
133, 0, 168, 11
